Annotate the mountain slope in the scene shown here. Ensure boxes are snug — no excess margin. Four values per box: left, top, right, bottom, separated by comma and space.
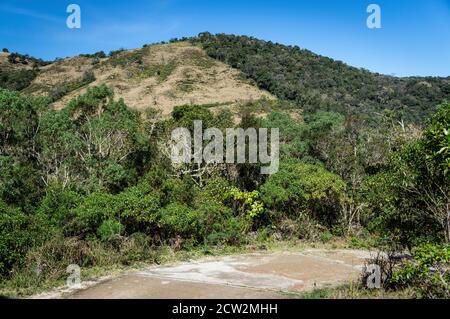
2, 33, 449, 123
16, 42, 274, 115
0, 52, 45, 91
194, 33, 450, 123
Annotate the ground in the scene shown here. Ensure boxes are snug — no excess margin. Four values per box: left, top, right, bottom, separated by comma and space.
33, 249, 372, 299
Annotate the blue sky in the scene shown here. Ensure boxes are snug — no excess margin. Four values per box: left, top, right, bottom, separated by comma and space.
1, 0, 449, 77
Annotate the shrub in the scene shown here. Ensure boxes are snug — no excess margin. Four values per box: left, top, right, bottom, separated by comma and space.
97, 220, 124, 242
119, 233, 154, 264
66, 192, 118, 237
115, 186, 161, 234
0, 69, 39, 91
37, 184, 82, 227
0, 201, 50, 276
194, 198, 248, 245
158, 203, 201, 240
390, 244, 450, 298
260, 161, 347, 226
224, 187, 265, 219
161, 177, 196, 206
49, 71, 96, 102
364, 103, 450, 247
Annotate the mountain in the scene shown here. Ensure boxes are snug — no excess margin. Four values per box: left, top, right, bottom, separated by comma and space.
194, 33, 450, 123
1, 33, 449, 123
0, 51, 49, 92
1, 42, 274, 116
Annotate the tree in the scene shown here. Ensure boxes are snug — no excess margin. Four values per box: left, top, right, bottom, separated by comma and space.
365, 103, 450, 247
38, 85, 150, 193
260, 161, 347, 226
0, 89, 47, 209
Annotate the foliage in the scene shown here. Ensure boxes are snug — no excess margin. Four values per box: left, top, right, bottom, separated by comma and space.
6, 52, 50, 67
49, 71, 96, 102
0, 69, 39, 91
260, 161, 347, 226
97, 220, 124, 242
37, 184, 82, 227
0, 201, 50, 275
364, 103, 450, 247
225, 187, 265, 218
422, 103, 450, 176
390, 244, 450, 298
0, 37, 449, 297
38, 85, 151, 193
261, 111, 308, 160
0, 89, 48, 210
195, 33, 450, 123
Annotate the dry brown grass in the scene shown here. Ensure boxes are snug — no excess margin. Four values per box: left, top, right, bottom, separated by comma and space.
0, 52, 33, 71
26, 42, 275, 116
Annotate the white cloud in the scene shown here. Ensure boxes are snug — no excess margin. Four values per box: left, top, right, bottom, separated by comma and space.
0, 4, 61, 23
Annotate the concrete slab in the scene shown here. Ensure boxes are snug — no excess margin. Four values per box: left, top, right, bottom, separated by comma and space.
68, 249, 371, 299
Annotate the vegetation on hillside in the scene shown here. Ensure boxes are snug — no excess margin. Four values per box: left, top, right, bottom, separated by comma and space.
194, 33, 450, 123
0, 52, 51, 92
0, 34, 449, 298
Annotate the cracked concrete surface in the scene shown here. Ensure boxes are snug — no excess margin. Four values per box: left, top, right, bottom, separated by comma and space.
61, 249, 372, 299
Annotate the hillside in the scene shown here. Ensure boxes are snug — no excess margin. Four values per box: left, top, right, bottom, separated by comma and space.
194, 33, 450, 123
2, 34, 449, 122
2, 42, 274, 116
0, 52, 45, 91
1, 34, 449, 299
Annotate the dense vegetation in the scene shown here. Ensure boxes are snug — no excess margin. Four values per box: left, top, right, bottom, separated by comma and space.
0, 52, 51, 92
194, 33, 450, 123
0, 35, 449, 297
0, 68, 39, 92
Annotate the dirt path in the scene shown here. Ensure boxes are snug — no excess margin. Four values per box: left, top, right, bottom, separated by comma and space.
44, 249, 372, 299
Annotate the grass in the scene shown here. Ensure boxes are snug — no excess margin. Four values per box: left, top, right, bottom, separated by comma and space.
105, 45, 178, 83
301, 283, 417, 299
48, 71, 96, 101
0, 238, 366, 299
177, 79, 196, 93
107, 49, 143, 68
238, 98, 298, 115
133, 63, 177, 82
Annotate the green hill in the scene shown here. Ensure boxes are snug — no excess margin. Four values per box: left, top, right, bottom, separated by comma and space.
194, 33, 450, 123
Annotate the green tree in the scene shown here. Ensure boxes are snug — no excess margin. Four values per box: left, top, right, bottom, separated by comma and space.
260, 161, 347, 226
365, 103, 450, 247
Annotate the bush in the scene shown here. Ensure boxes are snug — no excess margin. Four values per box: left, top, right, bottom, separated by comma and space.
0, 201, 50, 276
390, 244, 450, 298
195, 198, 248, 245
97, 220, 124, 242
0, 69, 39, 91
159, 203, 201, 240
115, 186, 161, 234
119, 233, 154, 264
49, 71, 96, 102
66, 192, 118, 237
37, 184, 82, 227
161, 177, 196, 206
260, 161, 347, 226
364, 103, 450, 247
224, 187, 265, 219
